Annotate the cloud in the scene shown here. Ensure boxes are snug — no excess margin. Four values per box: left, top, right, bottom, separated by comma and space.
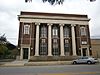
0, 0, 100, 45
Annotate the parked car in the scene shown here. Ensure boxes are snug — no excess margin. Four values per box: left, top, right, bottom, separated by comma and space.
72, 56, 99, 64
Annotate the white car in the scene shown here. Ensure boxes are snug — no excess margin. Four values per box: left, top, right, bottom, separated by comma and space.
72, 56, 99, 64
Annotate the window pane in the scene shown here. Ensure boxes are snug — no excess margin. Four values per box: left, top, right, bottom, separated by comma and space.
41, 26, 47, 37
80, 27, 86, 36
64, 26, 69, 37
52, 26, 58, 37
52, 39, 60, 56
24, 25, 30, 34
40, 39, 47, 55
64, 39, 69, 54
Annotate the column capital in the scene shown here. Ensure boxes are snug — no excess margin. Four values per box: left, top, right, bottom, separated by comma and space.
59, 24, 64, 26
47, 23, 53, 26
35, 23, 40, 25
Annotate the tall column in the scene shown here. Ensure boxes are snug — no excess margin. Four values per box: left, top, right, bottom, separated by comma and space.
60, 24, 65, 56
71, 24, 77, 56
20, 48, 23, 60
81, 48, 83, 56
28, 48, 30, 59
35, 23, 40, 56
48, 23, 52, 56
87, 48, 90, 56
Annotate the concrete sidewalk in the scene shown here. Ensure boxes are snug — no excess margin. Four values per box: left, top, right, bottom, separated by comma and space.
0, 60, 28, 67
0, 60, 72, 67
25, 61, 72, 66
0, 58, 100, 67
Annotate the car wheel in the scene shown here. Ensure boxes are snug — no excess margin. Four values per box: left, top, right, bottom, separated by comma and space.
73, 61, 77, 64
87, 61, 92, 64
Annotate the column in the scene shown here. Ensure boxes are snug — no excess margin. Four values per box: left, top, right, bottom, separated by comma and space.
81, 48, 83, 56
48, 23, 52, 56
35, 23, 40, 56
28, 48, 30, 59
60, 24, 65, 56
20, 48, 23, 60
71, 24, 77, 56
87, 48, 90, 56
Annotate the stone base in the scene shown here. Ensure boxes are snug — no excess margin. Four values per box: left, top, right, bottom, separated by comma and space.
29, 56, 78, 62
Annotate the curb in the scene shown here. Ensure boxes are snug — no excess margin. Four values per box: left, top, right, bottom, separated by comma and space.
0, 61, 72, 67
24, 61, 72, 66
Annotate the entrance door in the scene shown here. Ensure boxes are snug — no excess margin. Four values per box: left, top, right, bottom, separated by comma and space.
23, 48, 28, 59
82, 48, 87, 56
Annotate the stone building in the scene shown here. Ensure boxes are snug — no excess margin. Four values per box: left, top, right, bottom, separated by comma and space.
17, 11, 91, 60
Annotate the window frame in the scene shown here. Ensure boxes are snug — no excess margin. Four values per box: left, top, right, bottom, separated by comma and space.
80, 27, 86, 36
24, 24, 30, 34
64, 26, 69, 38
40, 26, 47, 37
52, 26, 58, 37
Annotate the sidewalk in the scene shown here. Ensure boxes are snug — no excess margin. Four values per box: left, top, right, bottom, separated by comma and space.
0, 60, 28, 67
0, 60, 72, 67
25, 61, 72, 66
0, 58, 100, 67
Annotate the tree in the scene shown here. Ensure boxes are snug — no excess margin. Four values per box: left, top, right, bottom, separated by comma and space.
0, 34, 16, 59
0, 34, 7, 44
42, 0, 64, 5
25, 0, 96, 5
0, 44, 8, 59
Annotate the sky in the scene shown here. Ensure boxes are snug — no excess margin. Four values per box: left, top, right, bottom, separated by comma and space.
0, 0, 100, 45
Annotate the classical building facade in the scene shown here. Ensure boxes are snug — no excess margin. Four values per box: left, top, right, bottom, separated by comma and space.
18, 11, 92, 60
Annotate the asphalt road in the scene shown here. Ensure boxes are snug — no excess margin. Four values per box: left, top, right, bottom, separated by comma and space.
0, 64, 100, 75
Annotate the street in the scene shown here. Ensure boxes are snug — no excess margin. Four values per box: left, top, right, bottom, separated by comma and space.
0, 64, 100, 75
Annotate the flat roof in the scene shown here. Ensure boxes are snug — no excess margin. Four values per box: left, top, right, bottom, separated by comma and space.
20, 11, 88, 18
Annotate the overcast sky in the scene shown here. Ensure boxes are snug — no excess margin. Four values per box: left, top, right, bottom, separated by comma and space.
0, 0, 100, 45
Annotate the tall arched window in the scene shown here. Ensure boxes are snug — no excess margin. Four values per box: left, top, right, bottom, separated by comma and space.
64, 26, 70, 56
52, 26, 60, 56
40, 25, 47, 55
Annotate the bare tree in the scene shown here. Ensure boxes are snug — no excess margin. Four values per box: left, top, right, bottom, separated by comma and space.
25, 0, 96, 5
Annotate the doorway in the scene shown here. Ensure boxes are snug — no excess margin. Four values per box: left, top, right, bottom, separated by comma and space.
82, 48, 87, 56
23, 48, 28, 59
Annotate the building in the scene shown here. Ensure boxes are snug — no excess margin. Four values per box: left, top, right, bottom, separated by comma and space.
17, 11, 92, 60
91, 39, 100, 58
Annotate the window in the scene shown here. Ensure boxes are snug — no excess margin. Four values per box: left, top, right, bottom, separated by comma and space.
41, 26, 47, 37
52, 26, 58, 37
64, 26, 69, 38
64, 39, 70, 54
40, 39, 47, 55
24, 25, 30, 34
65, 39, 69, 43
82, 41, 87, 45
53, 39, 57, 43
41, 39, 46, 43
80, 27, 86, 36
52, 39, 60, 56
